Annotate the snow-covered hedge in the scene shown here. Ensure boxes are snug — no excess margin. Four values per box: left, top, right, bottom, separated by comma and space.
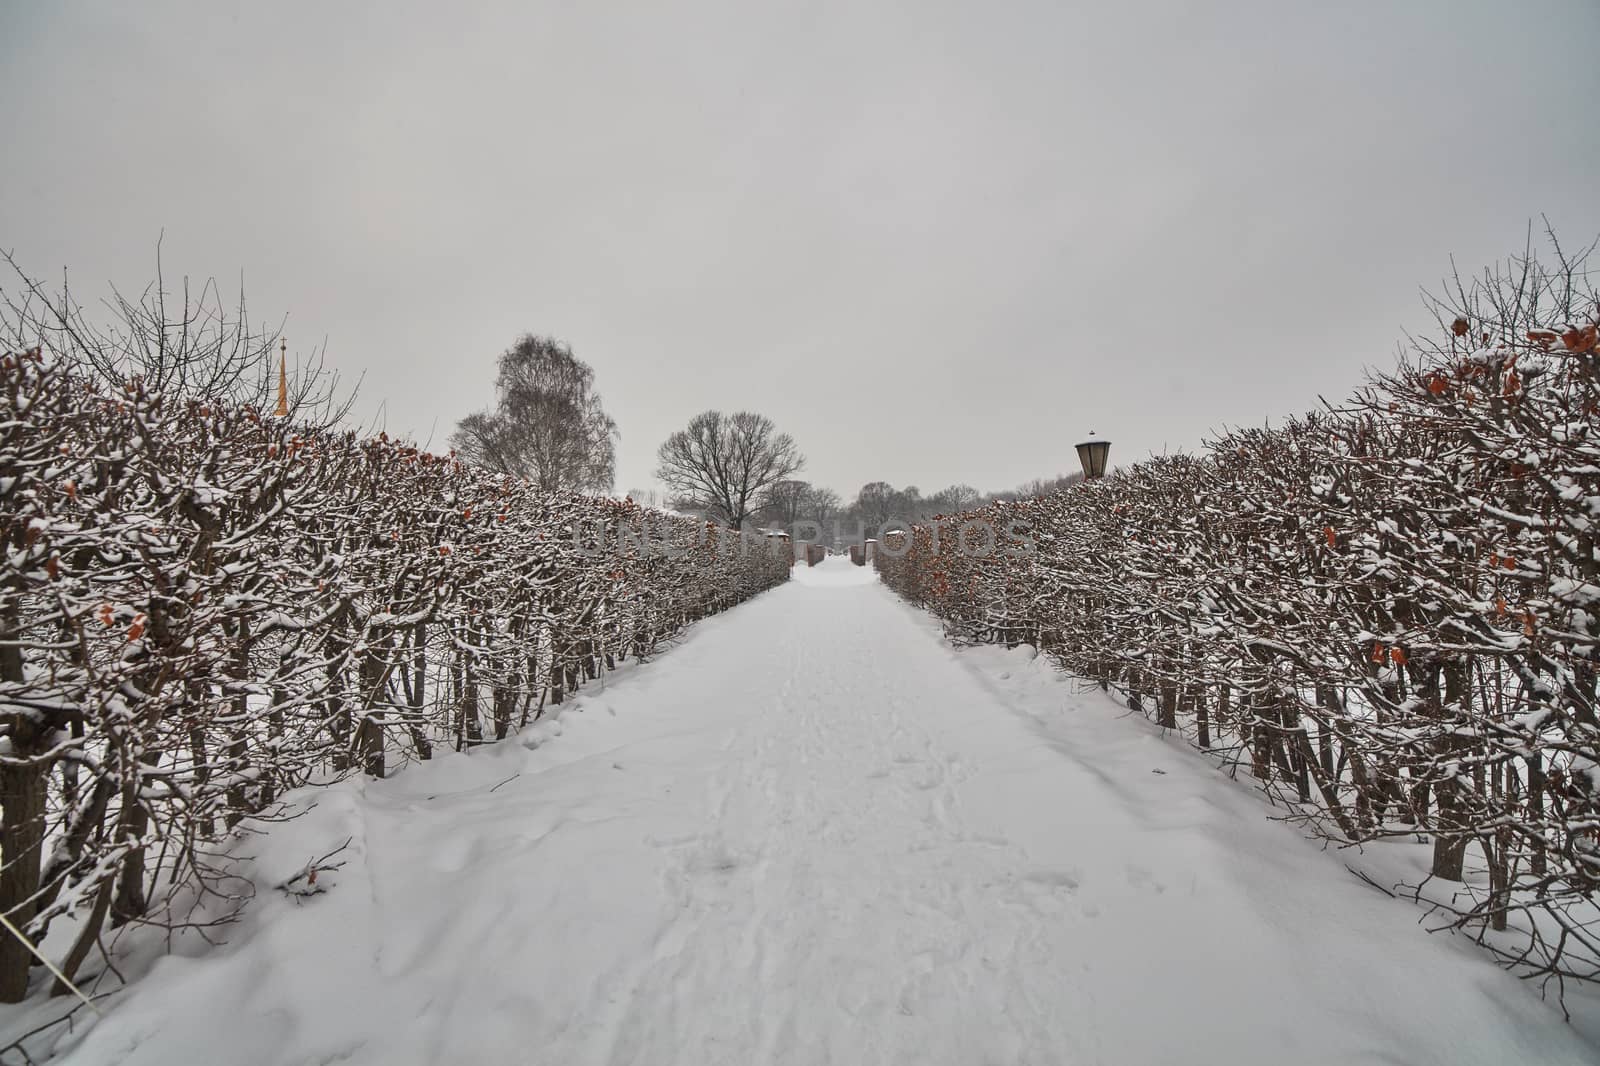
879, 263, 1600, 995
0, 354, 789, 1002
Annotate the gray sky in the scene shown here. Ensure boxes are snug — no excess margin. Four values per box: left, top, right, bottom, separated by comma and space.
3, 1, 1598, 499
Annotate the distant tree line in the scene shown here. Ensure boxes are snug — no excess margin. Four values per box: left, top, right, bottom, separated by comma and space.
630, 472, 1085, 548
443, 323, 1075, 548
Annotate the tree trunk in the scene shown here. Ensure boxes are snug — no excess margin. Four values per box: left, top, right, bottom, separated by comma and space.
1430, 658, 1472, 881
111, 762, 154, 927
225, 616, 253, 824
357, 642, 387, 778
492, 679, 515, 741
1527, 753, 1546, 877
51, 873, 115, 997
0, 742, 48, 1002
402, 622, 433, 760
458, 632, 482, 748
1158, 676, 1178, 730
1283, 700, 1310, 803
1430, 776, 1469, 881
0, 603, 48, 1001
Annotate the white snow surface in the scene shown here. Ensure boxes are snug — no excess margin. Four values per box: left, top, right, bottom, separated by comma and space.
44, 558, 1599, 1064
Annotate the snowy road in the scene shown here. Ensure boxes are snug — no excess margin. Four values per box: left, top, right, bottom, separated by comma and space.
59, 559, 1597, 1065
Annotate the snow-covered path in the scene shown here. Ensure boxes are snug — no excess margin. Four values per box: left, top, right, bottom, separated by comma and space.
59, 560, 1596, 1065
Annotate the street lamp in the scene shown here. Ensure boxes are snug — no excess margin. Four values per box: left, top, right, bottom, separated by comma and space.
1075, 435, 1111, 480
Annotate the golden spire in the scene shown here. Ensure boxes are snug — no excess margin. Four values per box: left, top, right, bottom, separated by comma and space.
275, 338, 289, 417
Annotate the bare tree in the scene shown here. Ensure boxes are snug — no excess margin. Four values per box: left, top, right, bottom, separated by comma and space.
991, 472, 1081, 502
854, 481, 924, 528
803, 485, 841, 530
1, 245, 350, 424
759, 479, 811, 528
450, 335, 617, 494
656, 410, 804, 528
928, 483, 981, 513
625, 487, 666, 510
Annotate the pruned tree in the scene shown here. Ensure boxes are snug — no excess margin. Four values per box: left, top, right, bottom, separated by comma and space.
450, 335, 617, 494
656, 410, 804, 528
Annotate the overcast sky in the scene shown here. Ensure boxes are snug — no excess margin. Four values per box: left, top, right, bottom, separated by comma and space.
3, 1, 1597, 498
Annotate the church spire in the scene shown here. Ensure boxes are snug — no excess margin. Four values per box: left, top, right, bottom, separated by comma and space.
275, 338, 289, 417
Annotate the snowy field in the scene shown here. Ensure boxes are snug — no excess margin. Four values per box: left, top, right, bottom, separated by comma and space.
33, 557, 1600, 1065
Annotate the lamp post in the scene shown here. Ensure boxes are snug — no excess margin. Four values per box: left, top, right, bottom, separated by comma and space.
1075, 435, 1111, 480
1074, 433, 1112, 689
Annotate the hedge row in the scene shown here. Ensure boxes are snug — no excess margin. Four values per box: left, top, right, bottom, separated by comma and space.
0, 352, 789, 1003
877, 260, 1600, 998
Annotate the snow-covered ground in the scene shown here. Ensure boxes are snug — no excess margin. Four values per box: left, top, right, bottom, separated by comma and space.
31, 558, 1600, 1064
